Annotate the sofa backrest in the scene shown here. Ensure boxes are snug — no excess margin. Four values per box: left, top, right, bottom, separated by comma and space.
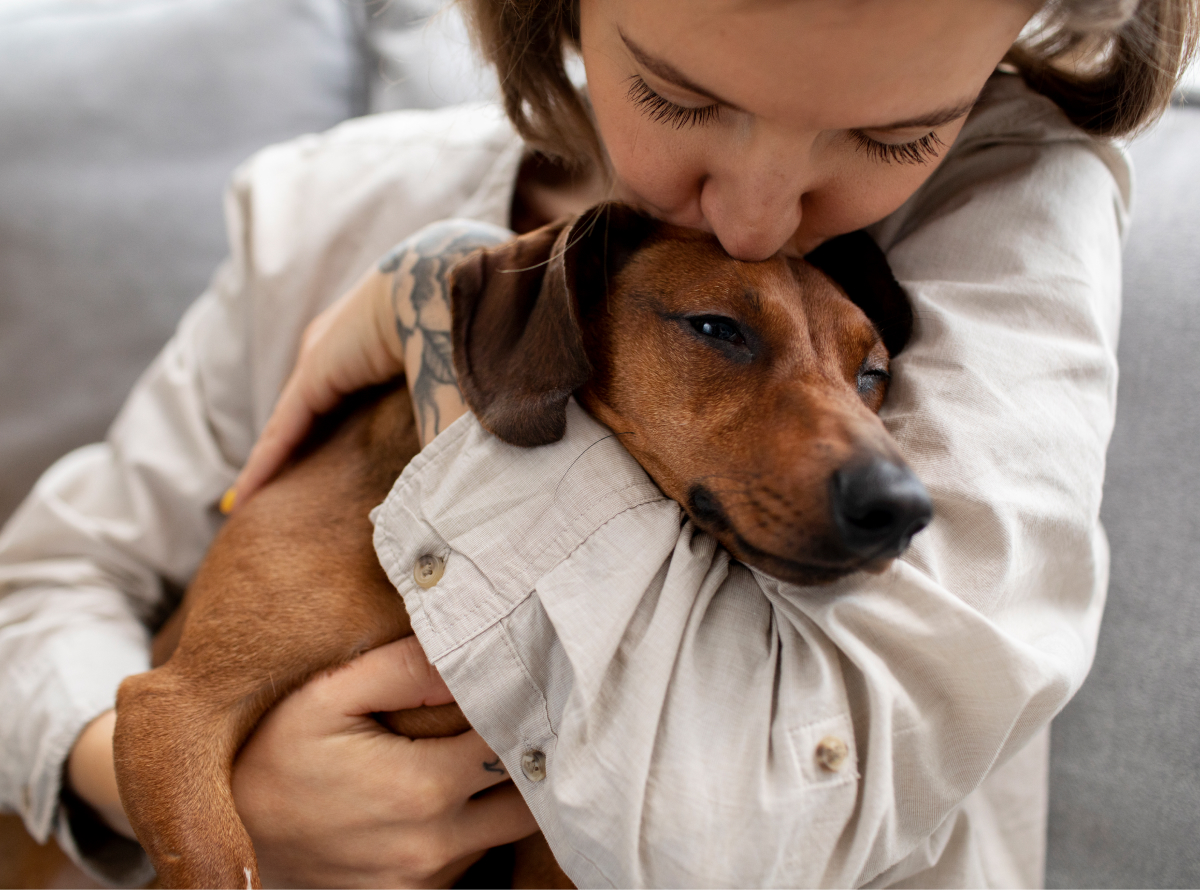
0, 0, 369, 524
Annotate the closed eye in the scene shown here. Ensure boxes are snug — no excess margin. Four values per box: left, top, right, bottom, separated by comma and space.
690, 315, 746, 346
850, 129, 946, 165
627, 75, 720, 129
856, 366, 891, 401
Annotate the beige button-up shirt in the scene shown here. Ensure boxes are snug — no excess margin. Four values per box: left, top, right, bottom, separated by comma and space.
0, 74, 1129, 887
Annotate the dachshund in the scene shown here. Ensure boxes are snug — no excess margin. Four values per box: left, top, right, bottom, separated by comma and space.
113, 202, 932, 888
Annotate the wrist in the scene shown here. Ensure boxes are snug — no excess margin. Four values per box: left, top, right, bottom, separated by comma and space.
368, 269, 407, 373
67, 709, 137, 840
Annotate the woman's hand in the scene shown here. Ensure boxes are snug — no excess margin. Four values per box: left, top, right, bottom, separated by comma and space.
227, 221, 512, 512
232, 636, 538, 889
226, 268, 404, 511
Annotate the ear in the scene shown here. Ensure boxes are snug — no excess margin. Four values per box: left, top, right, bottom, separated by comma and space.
450, 202, 657, 447
805, 231, 912, 356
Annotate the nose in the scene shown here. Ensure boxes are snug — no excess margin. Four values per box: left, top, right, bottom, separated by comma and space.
700, 135, 810, 261
830, 458, 933, 559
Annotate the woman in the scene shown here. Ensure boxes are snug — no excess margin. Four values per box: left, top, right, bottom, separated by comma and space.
2, 0, 1195, 886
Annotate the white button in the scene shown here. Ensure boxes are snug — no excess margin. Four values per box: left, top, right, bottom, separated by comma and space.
520, 750, 546, 783
413, 554, 445, 589
815, 736, 849, 772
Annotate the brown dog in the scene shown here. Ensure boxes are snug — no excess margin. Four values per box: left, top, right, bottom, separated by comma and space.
113, 203, 931, 888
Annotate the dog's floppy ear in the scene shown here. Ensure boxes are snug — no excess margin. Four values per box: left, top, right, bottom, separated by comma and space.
805, 231, 912, 356
450, 202, 656, 447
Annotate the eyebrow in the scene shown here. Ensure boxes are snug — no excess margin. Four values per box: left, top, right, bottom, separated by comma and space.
620, 29, 977, 132
866, 99, 978, 132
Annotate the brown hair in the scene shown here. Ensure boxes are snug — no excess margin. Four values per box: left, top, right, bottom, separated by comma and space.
460, 0, 1199, 164
1007, 0, 1199, 135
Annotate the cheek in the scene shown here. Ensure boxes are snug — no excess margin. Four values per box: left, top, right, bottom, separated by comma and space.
803, 164, 929, 238
803, 119, 969, 242
595, 104, 705, 214
584, 46, 707, 215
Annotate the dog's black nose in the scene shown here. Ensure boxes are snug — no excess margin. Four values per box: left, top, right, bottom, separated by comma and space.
830, 458, 933, 559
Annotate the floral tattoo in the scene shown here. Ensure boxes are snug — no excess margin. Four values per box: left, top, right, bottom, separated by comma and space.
378, 221, 511, 442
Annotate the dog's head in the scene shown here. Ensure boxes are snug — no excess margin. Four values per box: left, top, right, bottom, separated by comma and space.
450, 202, 931, 584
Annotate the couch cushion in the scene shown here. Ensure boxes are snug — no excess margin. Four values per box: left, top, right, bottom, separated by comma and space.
1046, 105, 1200, 887
0, 0, 367, 523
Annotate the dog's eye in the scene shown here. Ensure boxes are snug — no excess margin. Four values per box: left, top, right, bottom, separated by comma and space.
857, 368, 891, 399
690, 316, 746, 346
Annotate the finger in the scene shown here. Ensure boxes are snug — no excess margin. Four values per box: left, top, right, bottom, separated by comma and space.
227, 378, 317, 509
374, 785, 536, 878
229, 275, 400, 512
457, 783, 540, 851
407, 728, 517, 798
423, 849, 488, 890
318, 637, 454, 718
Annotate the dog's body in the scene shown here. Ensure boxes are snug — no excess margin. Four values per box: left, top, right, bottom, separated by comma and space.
114, 204, 931, 888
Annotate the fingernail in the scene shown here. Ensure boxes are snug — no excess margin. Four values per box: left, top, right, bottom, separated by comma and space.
219, 487, 237, 515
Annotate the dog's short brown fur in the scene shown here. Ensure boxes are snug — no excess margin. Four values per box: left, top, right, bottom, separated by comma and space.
113, 204, 930, 888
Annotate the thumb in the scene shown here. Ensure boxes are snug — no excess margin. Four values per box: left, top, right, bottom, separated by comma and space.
224, 271, 403, 513
226, 375, 317, 510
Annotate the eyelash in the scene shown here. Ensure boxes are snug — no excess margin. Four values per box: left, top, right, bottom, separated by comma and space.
627, 73, 947, 166
850, 130, 946, 165
626, 75, 720, 129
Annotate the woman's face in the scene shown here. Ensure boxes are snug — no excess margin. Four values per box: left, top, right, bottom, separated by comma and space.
580, 0, 1035, 260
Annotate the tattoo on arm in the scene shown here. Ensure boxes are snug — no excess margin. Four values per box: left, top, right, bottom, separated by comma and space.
482, 757, 507, 775
379, 221, 511, 444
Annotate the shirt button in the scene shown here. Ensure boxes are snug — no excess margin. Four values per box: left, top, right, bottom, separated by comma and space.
815, 736, 849, 772
413, 554, 445, 589
520, 750, 547, 783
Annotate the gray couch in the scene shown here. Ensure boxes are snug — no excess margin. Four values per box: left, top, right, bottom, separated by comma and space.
0, 1, 1196, 885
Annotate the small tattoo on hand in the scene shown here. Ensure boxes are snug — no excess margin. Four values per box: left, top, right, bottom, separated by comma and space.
482, 757, 507, 775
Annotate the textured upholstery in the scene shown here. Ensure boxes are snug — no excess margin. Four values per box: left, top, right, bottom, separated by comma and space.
0, 0, 367, 523
1046, 105, 1200, 888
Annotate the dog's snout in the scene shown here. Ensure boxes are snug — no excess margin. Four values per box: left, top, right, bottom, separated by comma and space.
831, 459, 933, 559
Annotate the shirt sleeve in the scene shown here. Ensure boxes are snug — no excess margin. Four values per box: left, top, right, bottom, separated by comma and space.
371, 80, 1129, 887
0, 206, 257, 884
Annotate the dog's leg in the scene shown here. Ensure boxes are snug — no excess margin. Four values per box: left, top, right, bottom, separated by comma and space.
114, 388, 422, 888
114, 671, 265, 889
115, 549, 416, 889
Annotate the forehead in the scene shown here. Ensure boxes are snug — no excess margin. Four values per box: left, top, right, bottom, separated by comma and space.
621, 236, 784, 291
604, 0, 1031, 130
